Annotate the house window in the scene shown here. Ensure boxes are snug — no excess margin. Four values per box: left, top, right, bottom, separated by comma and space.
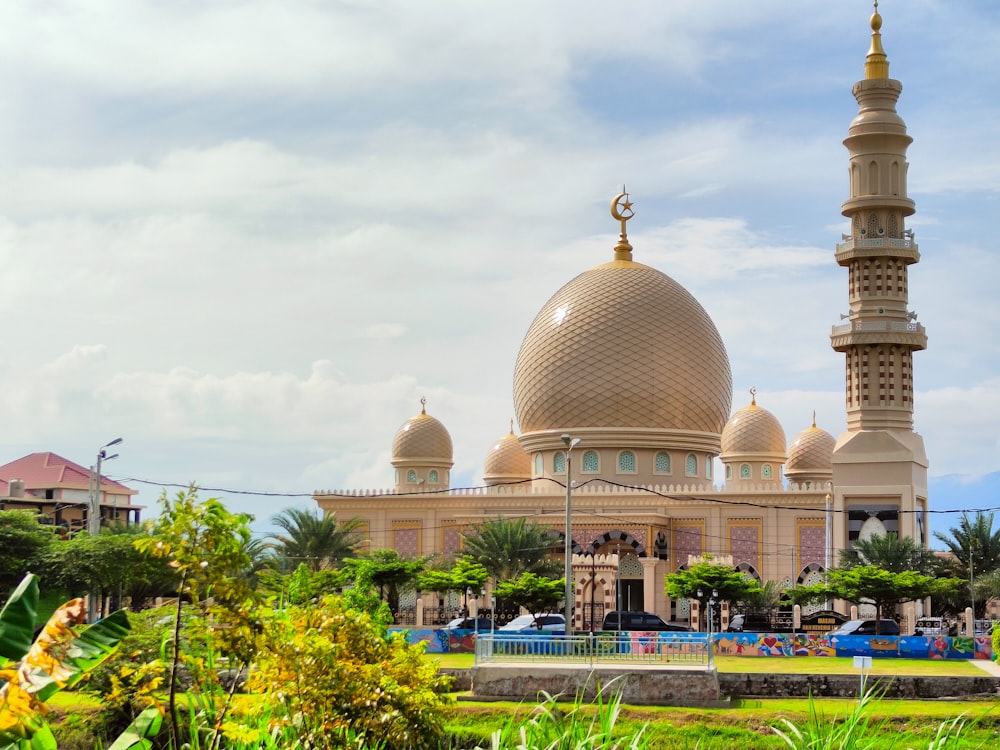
655, 452, 671, 473
554, 451, 566, 474
582, 450, 599, 472
429, 470, 439, 483
740, 464, 751, 479
406, 469, 417, 483
685, 454, 697, 476
618, 451, 636, 473
534, 454, 543, 475
762, 464, 773, 479
706, 458, 713, 478
726, 465, 732, 480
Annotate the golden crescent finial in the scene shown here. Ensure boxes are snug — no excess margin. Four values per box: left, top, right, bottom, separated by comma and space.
749, 386, 757, 406
610, 187, 634, 261
420, 396, 427, 414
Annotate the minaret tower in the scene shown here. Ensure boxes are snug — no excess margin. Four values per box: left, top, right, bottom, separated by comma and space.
830, 4, 930, 554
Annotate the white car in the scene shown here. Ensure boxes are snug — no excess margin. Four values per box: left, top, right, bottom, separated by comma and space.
497, 613, 565, 632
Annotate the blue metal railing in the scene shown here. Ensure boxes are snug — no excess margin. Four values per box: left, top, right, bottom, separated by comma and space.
475, 631, 712, 666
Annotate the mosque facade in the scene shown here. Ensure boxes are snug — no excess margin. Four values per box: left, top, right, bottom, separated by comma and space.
315, 7, 929, 630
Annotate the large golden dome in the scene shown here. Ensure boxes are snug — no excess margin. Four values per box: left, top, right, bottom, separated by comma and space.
786, 420, 835, 478
513, 200, 731, 438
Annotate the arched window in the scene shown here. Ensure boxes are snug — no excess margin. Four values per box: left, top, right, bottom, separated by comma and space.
740, 464, 751, 479
618, 450, 636, 473
655, 452, 671, 473
725, 465, 732, 480
553, 451, 566, 474
406, 469, 417, 483
685, 454, 697, 476
705, 458, 712, 478
429, 470, 439, 483
582, 450, 599, 472
534, 454, 543, 475
762, 465, 772, 479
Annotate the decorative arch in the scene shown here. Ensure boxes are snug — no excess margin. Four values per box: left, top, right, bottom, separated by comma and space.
797, 562, 824, 586
588, 529, 647, 557
551, 530, 584, 555
735, 563, 761, 582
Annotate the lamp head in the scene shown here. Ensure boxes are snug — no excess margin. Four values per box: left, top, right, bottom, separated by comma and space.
105, 437, 124, 448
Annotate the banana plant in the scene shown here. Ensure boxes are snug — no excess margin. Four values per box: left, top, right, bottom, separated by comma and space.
0, 573, 137, 750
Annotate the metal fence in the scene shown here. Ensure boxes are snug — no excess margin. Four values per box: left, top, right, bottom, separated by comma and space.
475, 632, 712, 667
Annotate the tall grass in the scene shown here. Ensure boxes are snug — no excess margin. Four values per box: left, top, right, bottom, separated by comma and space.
771, 689, 971, 750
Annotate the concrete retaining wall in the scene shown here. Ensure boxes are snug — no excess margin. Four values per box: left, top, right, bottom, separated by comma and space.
470, 665, 725, 707
719, 673, 1000, 699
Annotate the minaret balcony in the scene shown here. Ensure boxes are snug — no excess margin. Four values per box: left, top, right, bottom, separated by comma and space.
835, 236, 920, 264
830, 320, 927, 350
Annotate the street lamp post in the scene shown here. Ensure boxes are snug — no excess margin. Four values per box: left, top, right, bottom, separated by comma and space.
561, 433, 581, 636
89, 438, 123, 536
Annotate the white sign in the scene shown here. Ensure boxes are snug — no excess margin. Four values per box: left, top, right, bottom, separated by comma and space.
853, 656, 873, 669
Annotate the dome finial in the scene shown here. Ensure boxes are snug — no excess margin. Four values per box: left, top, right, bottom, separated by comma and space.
610, 186, 635, 261
749, 386, 757, 406
509, 418, 515, 435
865, 0, 889, 80
420, 396, 427, 415
812, 409, 817, 428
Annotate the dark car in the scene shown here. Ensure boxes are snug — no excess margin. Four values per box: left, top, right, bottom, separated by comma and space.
601, 611, 691, 632
828, 619, 900, 636
443, 616, 493, 631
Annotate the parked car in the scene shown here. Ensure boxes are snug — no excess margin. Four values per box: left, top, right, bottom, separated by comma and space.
827, 619, 900, 636
497, 613, 565, 632
913, 617, 948, 636
601, 611, 691, 632
443, 616, 493, 631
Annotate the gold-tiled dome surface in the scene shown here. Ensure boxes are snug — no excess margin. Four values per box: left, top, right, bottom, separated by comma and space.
721, 402, 787, 455
483, 432, 531, 480
513, 260, 732, 434
392, 412, 453, 460
786, 426, 835, 471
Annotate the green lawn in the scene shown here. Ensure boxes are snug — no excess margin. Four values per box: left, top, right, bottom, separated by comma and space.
432, 652, 992, 678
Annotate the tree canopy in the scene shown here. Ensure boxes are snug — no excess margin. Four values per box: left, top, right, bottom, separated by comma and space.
665, 558, 764, 605
839, 532, 938, 574
493, 572, 565, 621
269, 508, 364, 572
788, 565, 963, 633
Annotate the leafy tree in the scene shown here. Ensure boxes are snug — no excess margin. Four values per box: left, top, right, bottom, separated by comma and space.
839, 532, 938, 574
134, 486, 258, 750
461, 517, 562, 584
417, 557, 489, 614
665, 558, 764, 606
342, 549, 425, 616
788, 565, 963, 634
0, 511, 55, 598
246, 594, 451, 750
269, 507, 364, 572
493, 572, 565, 623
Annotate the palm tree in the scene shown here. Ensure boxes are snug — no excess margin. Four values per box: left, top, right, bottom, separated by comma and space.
839, 532, 937, 574
934, 512, 1000, 617
270, 508, 364, 572
461, 517, 562, 584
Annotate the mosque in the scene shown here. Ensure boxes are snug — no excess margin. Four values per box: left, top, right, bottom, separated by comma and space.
315, 6, 929, 630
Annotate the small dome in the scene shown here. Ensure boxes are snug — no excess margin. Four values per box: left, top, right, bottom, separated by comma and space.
391, 399, 453, 462
720, 392, 786, 457
786, 419, 835, 476
483, 424, 531, 486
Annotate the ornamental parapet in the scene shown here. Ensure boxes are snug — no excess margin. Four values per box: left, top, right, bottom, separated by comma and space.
834, 236, 919, 264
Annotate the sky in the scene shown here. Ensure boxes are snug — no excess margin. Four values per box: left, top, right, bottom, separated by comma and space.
0, 1, 998, 547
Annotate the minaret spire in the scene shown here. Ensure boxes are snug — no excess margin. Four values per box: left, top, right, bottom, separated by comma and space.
865, 1, 889, 80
